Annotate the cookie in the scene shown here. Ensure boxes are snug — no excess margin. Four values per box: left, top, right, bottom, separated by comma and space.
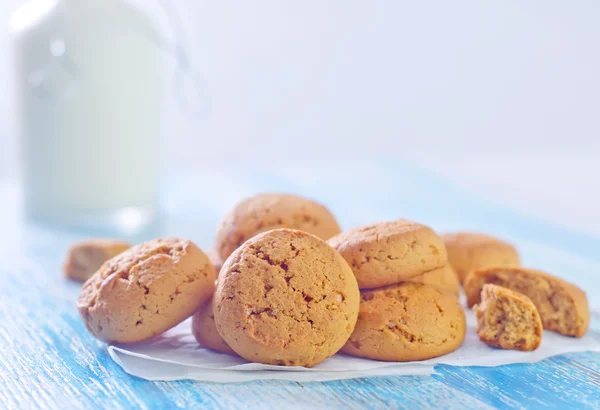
213, 228, 360, 367
78, 238, 216, 344
408, 264, 460, 296
214, 193, 341, 261
475, 284, 542, 351
464, 266, 589, 337
327, 220, 447, 289
207, 249, 224, 276
64, 239, 130, 282
192, 296, 235, 354
342, 283, 466, 361
442, 232, 520, 283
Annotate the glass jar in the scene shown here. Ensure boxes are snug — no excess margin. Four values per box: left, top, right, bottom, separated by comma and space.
11, 0, 162, 233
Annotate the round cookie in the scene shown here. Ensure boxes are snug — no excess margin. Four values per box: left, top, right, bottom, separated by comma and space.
192, 296, 235, 354
408, 264, 460, 296
342, 283, 466, 361
196, 250, 225, 352
442, 232, 520, 283
327, 220, 447, 289
214, 193, 341, 262
207, 249, 224, 276
78, 238, 216, 344
213, 228, 360, 367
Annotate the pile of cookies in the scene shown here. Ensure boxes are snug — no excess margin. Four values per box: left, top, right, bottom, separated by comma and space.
326, 220, 465, 361
67, 193, 590, 368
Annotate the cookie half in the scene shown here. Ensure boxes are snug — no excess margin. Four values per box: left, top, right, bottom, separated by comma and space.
465, 266, 589, 337
475, 284, 542, 351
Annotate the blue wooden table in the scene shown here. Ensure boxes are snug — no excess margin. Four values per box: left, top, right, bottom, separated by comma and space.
1, 161, 599, 409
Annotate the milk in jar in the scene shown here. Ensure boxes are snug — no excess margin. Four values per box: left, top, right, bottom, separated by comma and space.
11, 0, 162, 231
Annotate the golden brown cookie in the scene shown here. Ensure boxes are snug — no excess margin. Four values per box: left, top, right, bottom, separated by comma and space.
342, 283, 466, 361
214, 193, 341, 261
442, 232, 520, 283
475, 284, 543, 351
207, 249, 224, 276
327, 220, 447, 289
78, 238, 216, 344
192, 296, 235, 354
408, 264, 460, 296
213, 228, 359, 367
64, 239, 130, 282
465, 266, 589, 337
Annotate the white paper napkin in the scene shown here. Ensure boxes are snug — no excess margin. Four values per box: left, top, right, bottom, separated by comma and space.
108, 312, 600, 382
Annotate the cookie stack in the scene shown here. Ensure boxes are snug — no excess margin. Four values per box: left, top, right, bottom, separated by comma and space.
197, 200, 467, 363
327, 220, 466, 361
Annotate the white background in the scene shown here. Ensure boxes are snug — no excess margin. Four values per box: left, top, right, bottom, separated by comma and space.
1, 1, 598, 235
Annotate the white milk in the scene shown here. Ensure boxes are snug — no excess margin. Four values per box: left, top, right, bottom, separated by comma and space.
11, 0, 161, 231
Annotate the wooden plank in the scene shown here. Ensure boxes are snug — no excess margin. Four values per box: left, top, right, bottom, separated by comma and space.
1, 163, 599, 409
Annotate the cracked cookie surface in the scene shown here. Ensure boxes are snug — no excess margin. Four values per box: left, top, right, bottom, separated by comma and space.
78, 238, 216, 344
214, 193, 341, 262
465, 266, 589, 337
327, 220, 447, 289
342, 283, 466, 361
213, 228, 359, 367
442, 232, 520, 283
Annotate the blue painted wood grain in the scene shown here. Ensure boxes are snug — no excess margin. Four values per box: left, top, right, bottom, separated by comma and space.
1, 161, 599, 410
